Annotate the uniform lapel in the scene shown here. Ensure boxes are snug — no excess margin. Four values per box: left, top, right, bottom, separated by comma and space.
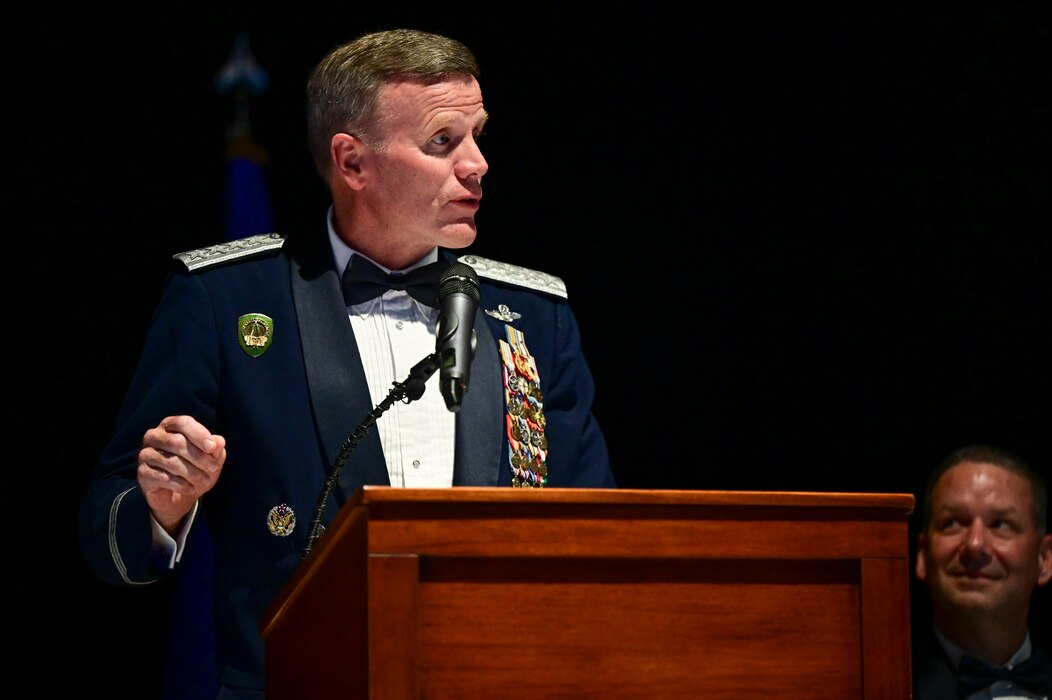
453, 304, 503, 486
288, 231, 390, 513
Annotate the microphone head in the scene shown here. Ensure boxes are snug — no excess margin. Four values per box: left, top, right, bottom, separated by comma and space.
438, 261, 480, 302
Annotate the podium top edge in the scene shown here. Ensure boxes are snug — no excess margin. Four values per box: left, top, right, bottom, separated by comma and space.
352, 486, 916, 513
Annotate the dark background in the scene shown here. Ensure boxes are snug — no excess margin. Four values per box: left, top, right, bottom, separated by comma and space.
11, 6, 1050, 696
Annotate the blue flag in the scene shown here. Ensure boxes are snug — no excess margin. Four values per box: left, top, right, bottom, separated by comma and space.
216, 31, 273, 241
223, 135, 275, 240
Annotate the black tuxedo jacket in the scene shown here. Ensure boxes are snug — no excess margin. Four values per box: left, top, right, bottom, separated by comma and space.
913, 628, 1052, 699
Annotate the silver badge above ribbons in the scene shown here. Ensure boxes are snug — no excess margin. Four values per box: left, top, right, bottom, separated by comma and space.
486, 303, 521, 323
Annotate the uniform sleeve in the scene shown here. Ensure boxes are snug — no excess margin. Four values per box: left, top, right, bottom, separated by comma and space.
539, 301, 616, 488
77, 270, 222, 586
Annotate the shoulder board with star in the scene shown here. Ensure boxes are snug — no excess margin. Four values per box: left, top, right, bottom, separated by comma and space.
173, 233, 287, 272
457, 254, 567, 299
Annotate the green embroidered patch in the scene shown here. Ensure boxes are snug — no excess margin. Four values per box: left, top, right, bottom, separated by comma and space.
238, 313, 273, 358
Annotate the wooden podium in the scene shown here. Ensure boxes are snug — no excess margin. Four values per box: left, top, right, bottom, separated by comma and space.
261, 487, 914, 699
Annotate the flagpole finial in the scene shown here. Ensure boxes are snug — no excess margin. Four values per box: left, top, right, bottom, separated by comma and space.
215, 32, 269, 97
215, 33, 270, 138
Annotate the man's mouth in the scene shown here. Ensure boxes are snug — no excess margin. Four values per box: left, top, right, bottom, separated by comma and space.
951, 571, 999, 587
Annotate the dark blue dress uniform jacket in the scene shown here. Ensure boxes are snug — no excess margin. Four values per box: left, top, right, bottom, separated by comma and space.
78, 228, 615, 696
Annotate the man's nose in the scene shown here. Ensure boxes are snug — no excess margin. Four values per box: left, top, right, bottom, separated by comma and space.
457, 137, 488, 182
962, 519, 992, 560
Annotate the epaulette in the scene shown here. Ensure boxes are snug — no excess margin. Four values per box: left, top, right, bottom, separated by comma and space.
173, 233, 286, 272
457, 254, 567, 299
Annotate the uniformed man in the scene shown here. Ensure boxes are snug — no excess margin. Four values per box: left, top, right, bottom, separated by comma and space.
78, 28, 615, 700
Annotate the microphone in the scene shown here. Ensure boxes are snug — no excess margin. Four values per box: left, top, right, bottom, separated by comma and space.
436, 261, 480, 412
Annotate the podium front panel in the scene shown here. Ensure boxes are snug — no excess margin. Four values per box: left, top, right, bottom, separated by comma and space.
262, 487, 914, 699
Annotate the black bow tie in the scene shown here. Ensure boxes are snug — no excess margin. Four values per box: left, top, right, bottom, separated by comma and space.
957, 651, 1050, 698
342, 255, 449, 308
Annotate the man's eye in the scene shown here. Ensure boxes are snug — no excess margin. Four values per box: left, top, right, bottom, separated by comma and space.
431, 134, 451, 146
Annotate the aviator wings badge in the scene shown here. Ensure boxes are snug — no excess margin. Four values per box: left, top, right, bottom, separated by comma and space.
485, 304, 521, 323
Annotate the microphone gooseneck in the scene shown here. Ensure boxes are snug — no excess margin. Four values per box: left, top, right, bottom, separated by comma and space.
436, 262, 480, 412
300, 352, 441, 559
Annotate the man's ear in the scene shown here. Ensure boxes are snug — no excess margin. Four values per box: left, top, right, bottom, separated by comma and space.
331, 133, 368, 190
1037, 533, 1052, 586
915, 532, 928, 581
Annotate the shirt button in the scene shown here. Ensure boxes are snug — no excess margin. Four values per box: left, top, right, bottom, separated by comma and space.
395, 321, 404, 330
412, 460, 421, 469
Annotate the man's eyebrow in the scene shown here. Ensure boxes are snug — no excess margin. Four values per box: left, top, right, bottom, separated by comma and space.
426, 109, 488, 133
936, 504, 1023, 518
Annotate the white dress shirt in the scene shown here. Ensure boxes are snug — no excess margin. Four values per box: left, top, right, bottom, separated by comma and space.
327, 212, 456, 487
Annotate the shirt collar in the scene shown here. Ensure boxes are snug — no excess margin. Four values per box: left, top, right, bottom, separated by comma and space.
935, 626, 1033, 671
326, 205, 439, 276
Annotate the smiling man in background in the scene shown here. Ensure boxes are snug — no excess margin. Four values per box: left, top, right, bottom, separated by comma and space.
913, 444, 1052, 699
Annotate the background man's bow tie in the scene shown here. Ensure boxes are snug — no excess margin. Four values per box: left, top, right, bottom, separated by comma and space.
342, 256, 450, 308
957, 651, 1050, 697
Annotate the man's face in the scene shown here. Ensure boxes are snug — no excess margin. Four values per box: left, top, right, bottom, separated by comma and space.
365, 77, 489, 252
916, 461, 1052, 621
